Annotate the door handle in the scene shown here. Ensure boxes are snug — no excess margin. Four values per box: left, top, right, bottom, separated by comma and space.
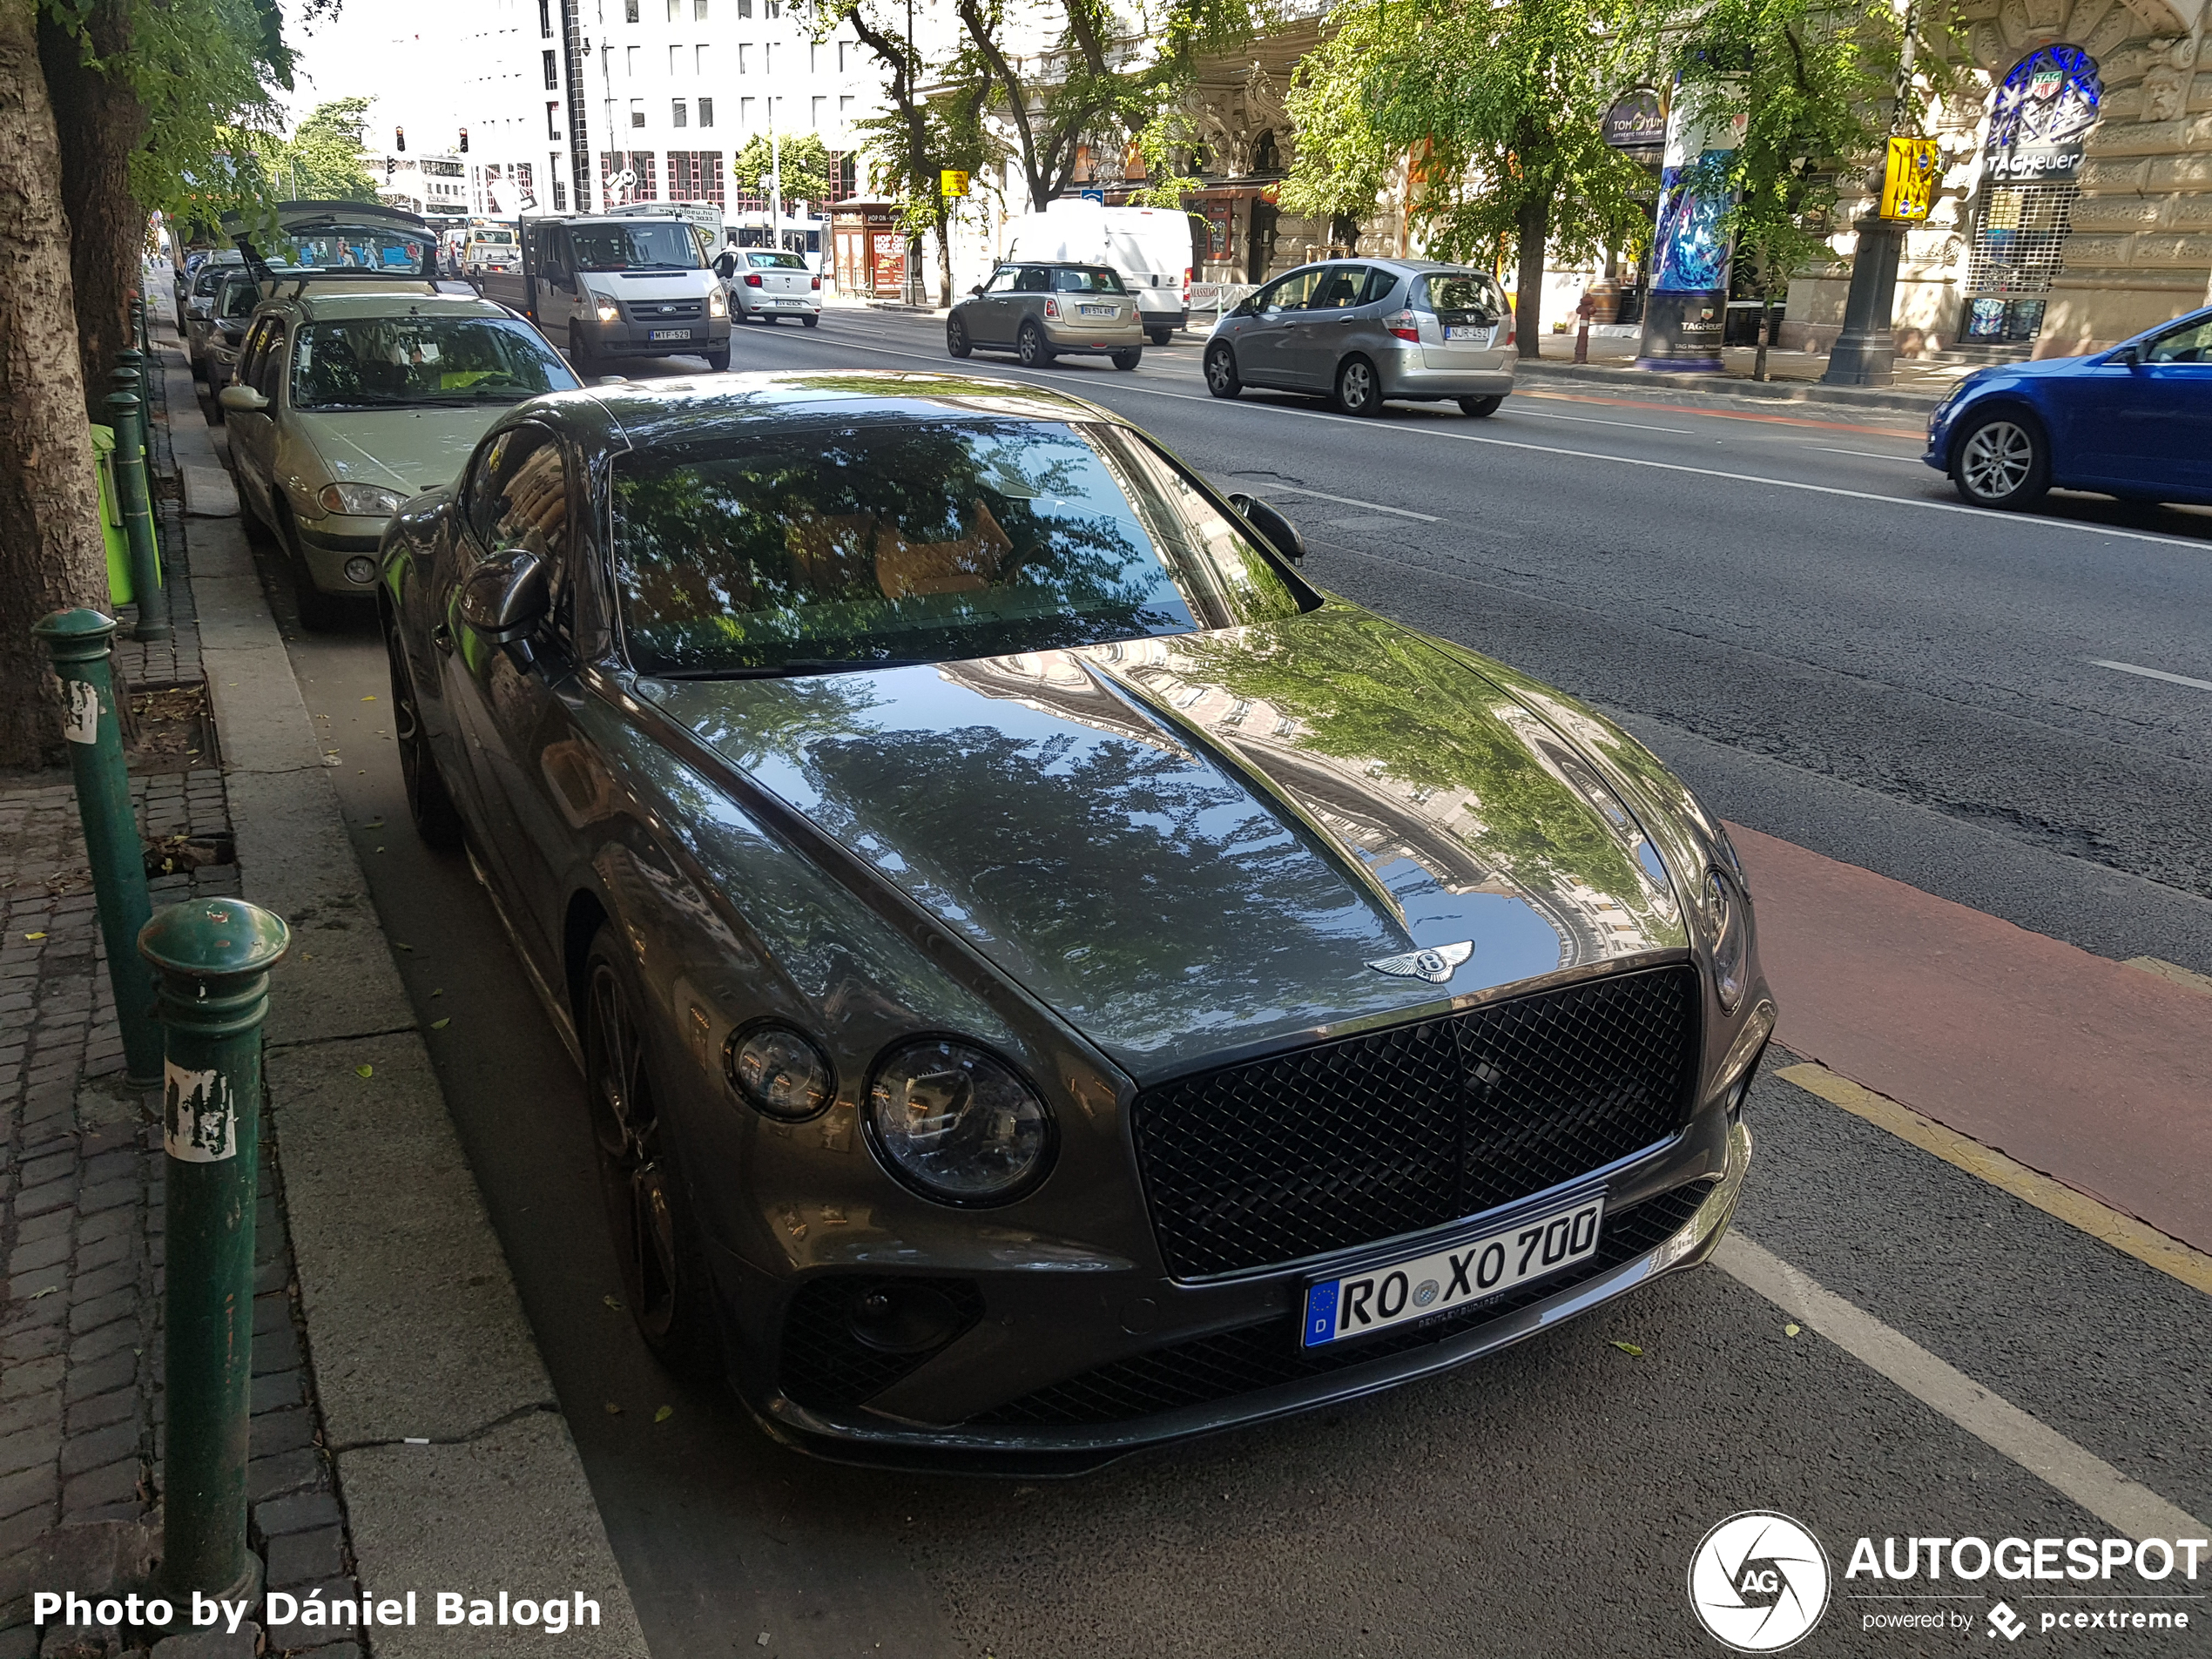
432, 622, 455, 654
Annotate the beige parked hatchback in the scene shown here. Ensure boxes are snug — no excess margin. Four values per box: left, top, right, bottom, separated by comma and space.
947, 262, 1144, 370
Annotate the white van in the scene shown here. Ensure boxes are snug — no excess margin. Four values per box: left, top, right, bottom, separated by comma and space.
484, 215, 731, 372
1002, 202, 1193, 342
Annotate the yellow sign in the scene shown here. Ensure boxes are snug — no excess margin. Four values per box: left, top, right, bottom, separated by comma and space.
940, 169, 970, 198
1879, 137, 1940, 221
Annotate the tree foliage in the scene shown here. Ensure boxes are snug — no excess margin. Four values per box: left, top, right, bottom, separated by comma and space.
733, 131, 835, 206
254, 95, 380, 203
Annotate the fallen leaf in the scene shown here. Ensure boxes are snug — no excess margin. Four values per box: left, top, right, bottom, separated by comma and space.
429, 1017, 450, 1030
24, 932, 44, 941
1609, 1340, 1643, 1357
394, 941, 413, 951
373, 845, 383, 852
430, 988, 443, 997
603, 1295, 623, 1311
29, 1286, 58, 1299
361, 694, 376, 701
354, 1064, 374, 1079
756, 1634, 770, 1648
1784, 1323, 1802, 1339
603, 1401, 623, 1415
654, 1405, 673, 1423
363, 820, 385, 829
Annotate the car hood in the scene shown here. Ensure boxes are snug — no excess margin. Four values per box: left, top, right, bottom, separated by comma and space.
290, 407, 506, 497
645, 605, 1688, 1077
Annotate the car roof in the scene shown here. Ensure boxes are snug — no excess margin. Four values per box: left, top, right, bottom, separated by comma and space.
536, 369, 1123, 450
276, 289, 518, 323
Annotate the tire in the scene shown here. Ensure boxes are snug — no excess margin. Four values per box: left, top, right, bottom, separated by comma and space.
1016, 320, 1054, 368
1204, 341, 1241, 399
703, 345, 731, 371
1111, 347, 1142, 372
1951, 409, 2049, 509
947, 315, 973, 359
1458, 395, 1503, 418
276, 504, 347, 633
581, 927, 724, 1379
568, 322, 597, 375
386, 622, 464, 849
1147, 328, 1172, 347
1334, 354, 1382, 416
801, 313, 819, 328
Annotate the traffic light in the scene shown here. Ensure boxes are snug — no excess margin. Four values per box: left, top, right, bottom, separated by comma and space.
459, 128, 469, 153
395, 125, 407, 152
385, 156, 395, 179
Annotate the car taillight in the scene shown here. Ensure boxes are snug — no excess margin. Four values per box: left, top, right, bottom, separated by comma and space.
811, 275, 820, 289
745, 272, 763, 287
1043, 296, 1060, 319
1504, 311, 1516, 347
1182, 267, 1190, 306
1386, 310, 1420, 342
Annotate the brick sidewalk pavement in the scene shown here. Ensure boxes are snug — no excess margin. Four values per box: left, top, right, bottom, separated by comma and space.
0, 317, 368, 1659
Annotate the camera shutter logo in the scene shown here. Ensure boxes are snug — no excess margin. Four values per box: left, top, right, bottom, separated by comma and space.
1687, 1512, 1832, 1652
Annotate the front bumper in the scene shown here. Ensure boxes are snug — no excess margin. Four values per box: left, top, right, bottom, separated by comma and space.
590, 319, 732, 356
725, 1112, 1751, 1472
295, 513, 393, 594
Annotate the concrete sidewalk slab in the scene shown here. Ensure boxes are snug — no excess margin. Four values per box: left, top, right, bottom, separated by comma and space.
1733, 823, 2212, 1253
182, 464, 238, 516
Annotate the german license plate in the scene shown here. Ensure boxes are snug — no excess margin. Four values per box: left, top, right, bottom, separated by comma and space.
1301, 1194, 1605, 1348
1445, 324, 1494, 344
649, 327, 692, 341
1079, 303, 1116, 318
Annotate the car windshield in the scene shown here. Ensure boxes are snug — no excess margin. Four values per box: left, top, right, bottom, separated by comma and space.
291, 316, 580, 410
1417, 272, 1509, 319
569, 223, 703, 271
747, 252, 807, 269
1052, 267, 1124, 293
610, 418, 1305, 675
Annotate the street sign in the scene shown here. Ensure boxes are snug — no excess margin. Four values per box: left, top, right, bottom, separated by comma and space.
1080, 188, 1105, 204
1880, 137, 1940, 220
940, 169, 970, 198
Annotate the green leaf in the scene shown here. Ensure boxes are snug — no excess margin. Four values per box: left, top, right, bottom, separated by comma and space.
1609, 1339, 1643, 1357
1784, 1323, 1802, 1338
354, 1064, 374, 1079
654, 1405, 674, 1423
429, 1017, 450, 1031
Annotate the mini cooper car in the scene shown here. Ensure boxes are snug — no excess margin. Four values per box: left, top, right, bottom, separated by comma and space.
380, 371, 1769, 1468
947, 263, 1145, 370
1206, 259, 1517, 418
221, 285, 578, 629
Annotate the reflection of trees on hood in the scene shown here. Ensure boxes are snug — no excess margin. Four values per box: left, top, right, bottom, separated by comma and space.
1174, 616, 1648, 907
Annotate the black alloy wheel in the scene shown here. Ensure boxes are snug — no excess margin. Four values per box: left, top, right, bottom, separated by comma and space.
1204, 341, 1241, 398
801, 313, 819, 328
582, 933, 721, 1376
1459, 395, 1503, 418
947, 315, 973, 359
703, 344, 731, 371
1334, 354, 1382, 416
1111, 347, 1142, 372
567, 322, 597, 374
1017, 320, 1054, 368
385, 624, 464, 848
1951, 409, 2050, 509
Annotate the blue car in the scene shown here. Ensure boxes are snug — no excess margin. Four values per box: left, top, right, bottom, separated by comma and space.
1923, 305, 2212, 509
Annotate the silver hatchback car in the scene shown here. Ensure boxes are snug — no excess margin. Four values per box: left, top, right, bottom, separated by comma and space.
1205, 259, 1516, 417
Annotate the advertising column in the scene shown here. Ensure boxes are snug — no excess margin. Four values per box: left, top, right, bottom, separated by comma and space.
1635, 89, 1746, 372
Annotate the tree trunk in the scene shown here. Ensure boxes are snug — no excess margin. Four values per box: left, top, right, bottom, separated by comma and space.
39, 1, 145, 421
935, 214, 954, 308
1754, 295, 1774, 381
1514, 198, 1548, 360
0, 0, 111, 771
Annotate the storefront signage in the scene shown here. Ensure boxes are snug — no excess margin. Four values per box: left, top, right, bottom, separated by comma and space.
1602, 88, 1666, 163
1983, 44, 2101, 183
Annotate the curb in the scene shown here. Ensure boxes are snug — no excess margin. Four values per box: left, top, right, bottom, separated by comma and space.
152, 340, 650, 1656
1513, 358, 1950, 415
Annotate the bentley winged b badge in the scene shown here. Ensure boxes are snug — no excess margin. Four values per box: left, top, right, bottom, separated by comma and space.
1365, 941, 1474, 984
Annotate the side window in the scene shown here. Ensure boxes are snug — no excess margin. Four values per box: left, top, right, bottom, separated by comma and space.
1013, 266, 1051, 293
2145, 317, 2212, 364
236, 320, 274, 392
985, 266, 1020, 293
466, 427, 570, 566
249, 325, 287, 400
540, 229, 571, 286
1358, 267, 1401, 307
1260, 270, 1322, 313
1310, 266, 1368, 309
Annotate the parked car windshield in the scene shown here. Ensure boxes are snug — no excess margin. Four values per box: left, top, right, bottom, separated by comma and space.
747, 252, 808, 270
291, 317, 580, 410
569, 223, 704, 272
1051, 267, 1124, 293
610, 418, 1305, 675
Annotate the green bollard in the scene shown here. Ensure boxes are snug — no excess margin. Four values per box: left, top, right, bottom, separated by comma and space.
104, 390, 170, 643
140, 897, 289, 1608
110, 367, 146, 478
30, 610, 164, 1086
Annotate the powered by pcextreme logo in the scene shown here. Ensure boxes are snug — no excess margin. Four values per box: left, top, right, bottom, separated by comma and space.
1688, 1512, 1834, 1652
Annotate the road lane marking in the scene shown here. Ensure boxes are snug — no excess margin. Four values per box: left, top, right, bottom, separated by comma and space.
760, 329, 2212, 553
1238, 482, 1440, 522
1777, 1062, 2212, 1297
1510, 408, 1695, 435
2088, 658, 2212, 692
1716, 1233, 2207, 1539
1805, 446, 1922, 463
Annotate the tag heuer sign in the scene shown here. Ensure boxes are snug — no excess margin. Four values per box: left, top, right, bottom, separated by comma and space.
1603, 88, 1666, 158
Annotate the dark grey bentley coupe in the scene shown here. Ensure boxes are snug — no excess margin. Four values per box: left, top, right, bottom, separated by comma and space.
380, 371, 1772, 1467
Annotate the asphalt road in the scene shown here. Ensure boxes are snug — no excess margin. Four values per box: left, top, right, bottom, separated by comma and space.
200, 320, 2209, 1658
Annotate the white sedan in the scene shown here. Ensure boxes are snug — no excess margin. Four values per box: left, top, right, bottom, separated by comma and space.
726, 251, 822, 327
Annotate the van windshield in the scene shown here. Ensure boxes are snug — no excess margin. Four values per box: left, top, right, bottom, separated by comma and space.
569, 222, 703, 272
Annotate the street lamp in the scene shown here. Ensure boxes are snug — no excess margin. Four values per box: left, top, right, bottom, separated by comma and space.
1823, 2, 1920, 388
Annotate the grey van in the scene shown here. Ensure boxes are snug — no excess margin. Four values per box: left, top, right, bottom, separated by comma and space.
490, 216, 732, 372
1204, 259, 1516, 417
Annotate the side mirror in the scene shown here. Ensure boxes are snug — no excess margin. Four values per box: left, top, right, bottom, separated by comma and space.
217, 385, 267, 414
1226, 492, 1306, 562
459, 549, 550, 653
969, 284, 984, 296
2114, 344, 2142, 368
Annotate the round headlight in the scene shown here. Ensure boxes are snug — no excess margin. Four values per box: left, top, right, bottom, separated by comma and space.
866, 1038, 1054, 1205
1706, 869, 1748, 1013
725, 1022, 834, 1122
